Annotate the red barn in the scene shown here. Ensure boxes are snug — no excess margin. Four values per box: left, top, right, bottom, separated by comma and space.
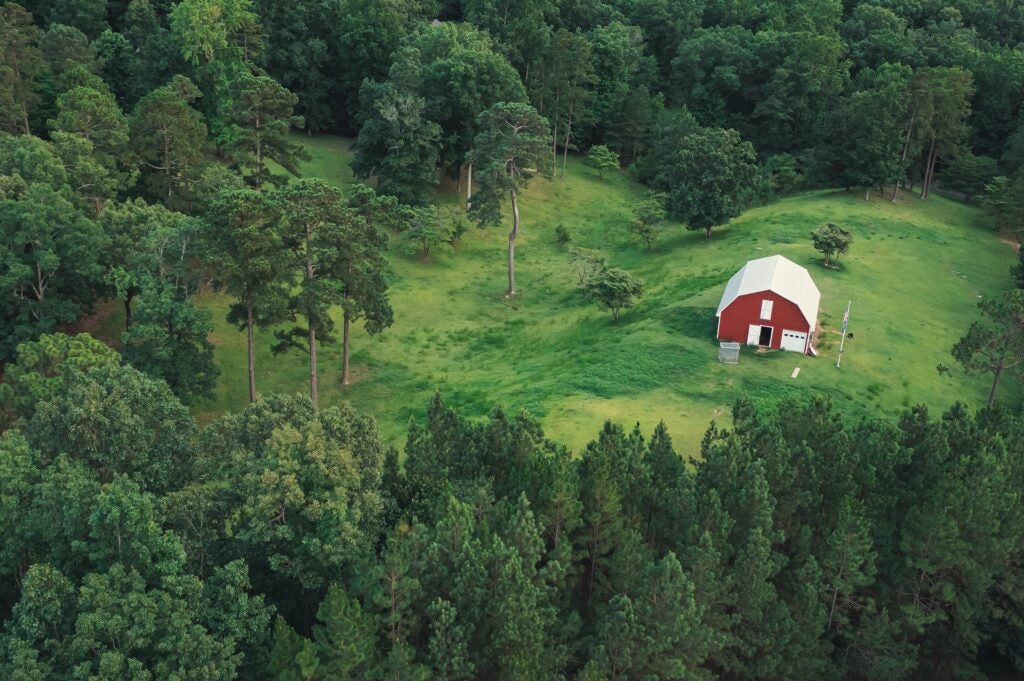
716, 255, 820, 354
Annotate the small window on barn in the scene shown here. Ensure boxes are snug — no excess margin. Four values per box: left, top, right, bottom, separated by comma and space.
760, 300, 773, 320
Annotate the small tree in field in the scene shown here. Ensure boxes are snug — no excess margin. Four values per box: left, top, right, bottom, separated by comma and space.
569, 247, 605, 286
583, 267, 643, 323
469, 102, 553, 297
952, 289, 1024, 406
403, 206, 455, 260
811, 223, 853, 266
587, 145, 619, 178
630, 193, 667, 251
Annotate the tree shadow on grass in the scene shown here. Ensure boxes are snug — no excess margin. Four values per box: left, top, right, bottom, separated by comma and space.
661, 306, 718, 341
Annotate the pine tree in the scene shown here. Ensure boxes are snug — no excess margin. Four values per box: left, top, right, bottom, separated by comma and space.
313, 585, 378, 678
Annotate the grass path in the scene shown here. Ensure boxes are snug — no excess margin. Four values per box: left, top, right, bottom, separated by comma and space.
194, 134, 1020, 454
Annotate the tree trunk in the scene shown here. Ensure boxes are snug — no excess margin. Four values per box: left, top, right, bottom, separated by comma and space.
164, 136, 173, 206
925, 147, 939, 199
246, 293, 257, 403
466, 163, 473, 211
562, 98, 575, 178
551, 74, 562, 171
865, 188, 871, 201
20, 96, 29, 136
987, 361, 1004, 406
306, 227, 318, 410
342, 305, 352, 386
920, 135, 936, 199
705, 227, 712, 239
892, 110, 916, 202
254, 116, 263, 192
508, 189, 519, 296
309, 325, 318, 410
124, 294, 133, 330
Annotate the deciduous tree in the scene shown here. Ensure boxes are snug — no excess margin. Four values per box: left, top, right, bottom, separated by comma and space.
810, 223, 853, 266
587, 144, 618, 178
654, 127, 760, 239
583, 268, 644, 323
121, 277, 218, 405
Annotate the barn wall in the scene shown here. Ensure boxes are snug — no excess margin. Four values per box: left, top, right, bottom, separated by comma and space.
717, 291, 810, 350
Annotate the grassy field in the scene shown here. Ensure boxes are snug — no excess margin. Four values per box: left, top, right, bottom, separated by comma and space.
193, 134, 1020, 454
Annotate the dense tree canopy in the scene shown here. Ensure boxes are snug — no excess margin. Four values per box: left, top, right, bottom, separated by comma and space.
0, 363, 1021, 679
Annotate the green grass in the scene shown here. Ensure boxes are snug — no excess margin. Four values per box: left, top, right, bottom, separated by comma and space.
194, 133, 1021, 453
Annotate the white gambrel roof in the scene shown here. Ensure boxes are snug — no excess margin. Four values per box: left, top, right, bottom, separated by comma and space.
716, 255, 820, 327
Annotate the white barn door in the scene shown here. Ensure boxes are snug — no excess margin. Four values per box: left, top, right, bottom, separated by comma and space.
780, 330, 807, 353
747, 324, 760, 346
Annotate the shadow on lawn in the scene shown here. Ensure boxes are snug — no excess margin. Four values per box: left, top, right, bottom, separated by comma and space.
662, 306, 719, 340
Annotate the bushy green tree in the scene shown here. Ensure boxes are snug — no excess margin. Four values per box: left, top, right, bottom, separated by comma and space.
587, 144, 619, 178
810, 222, 853, 266
649, 126, 760, 239
352, 82, 440, 205
403, 205, 455, 260
121, 277, 218, 405
629, 193, 666, 251
941, 153, 1000, 203
130, 75, 208, 207
0, 332, 119, 426
583, 268, 644, 323
0, 139, 107, 359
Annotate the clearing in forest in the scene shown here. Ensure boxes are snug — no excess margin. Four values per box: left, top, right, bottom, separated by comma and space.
192, 134, 1020, 453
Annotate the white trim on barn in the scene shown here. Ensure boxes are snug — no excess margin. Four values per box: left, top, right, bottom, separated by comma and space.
716, 255, 821, 329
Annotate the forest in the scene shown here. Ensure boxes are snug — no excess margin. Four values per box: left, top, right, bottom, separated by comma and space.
2, 0, 1024, 678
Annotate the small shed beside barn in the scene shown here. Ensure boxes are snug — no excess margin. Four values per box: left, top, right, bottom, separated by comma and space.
716, 255, 820, 354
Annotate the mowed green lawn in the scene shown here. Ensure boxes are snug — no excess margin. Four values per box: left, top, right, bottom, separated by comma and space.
194, 134, 1020, 454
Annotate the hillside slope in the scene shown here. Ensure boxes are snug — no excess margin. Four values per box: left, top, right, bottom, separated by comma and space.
196, 135, 1019, 453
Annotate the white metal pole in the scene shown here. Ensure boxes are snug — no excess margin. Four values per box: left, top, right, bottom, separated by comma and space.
836, 300, 851, 368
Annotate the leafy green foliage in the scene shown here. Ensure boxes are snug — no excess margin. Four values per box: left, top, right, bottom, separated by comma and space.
469, 101, 553, 295
122, 278, 218, 404
941, 153, 999, 202
952, 289, 1024, 405
810, 222, 853, 266
583, 267, 644, 323
130, 75, 208, 207
352, 81, 440, 205
402, 205, 455, 260
628, 192, 666, 251
0, 332, 119, 425
4, 1, 1024, 677
0, 4, 44, 135
648, 126, 760, 238
586, 144, 618, 178
0, 135, 107, 359
223, 70, 308, 190
982, 173, 1024, 234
